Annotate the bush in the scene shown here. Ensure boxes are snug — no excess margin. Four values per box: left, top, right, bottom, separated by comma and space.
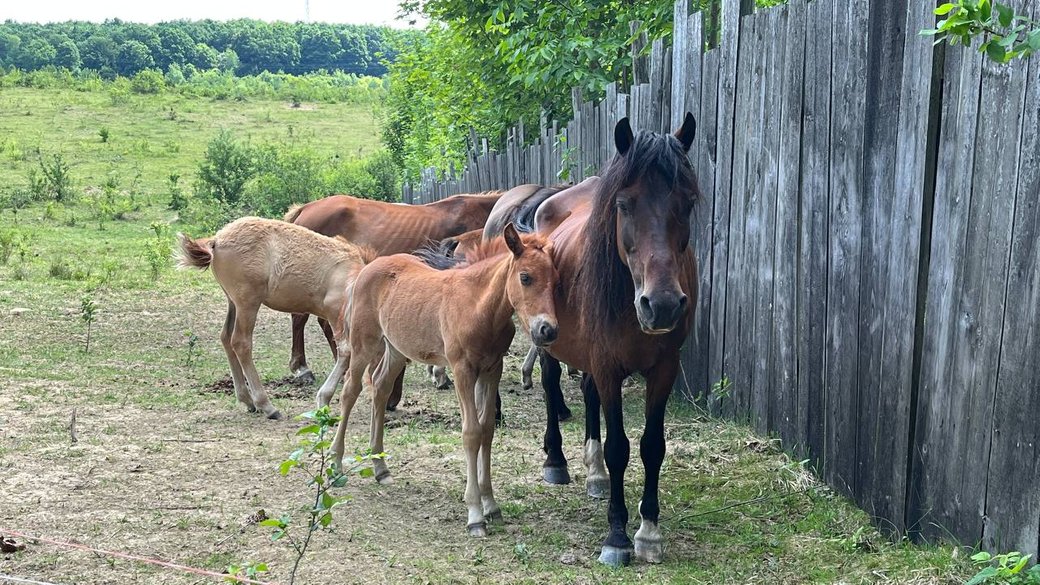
34, 153, 75, 202
130, 69, 165, 94
326, 150, 400, 202
246, 144, 330, 216
194, 130, 254, 205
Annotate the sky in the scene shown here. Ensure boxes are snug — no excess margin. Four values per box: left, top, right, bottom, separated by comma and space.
0, 0, 425, 27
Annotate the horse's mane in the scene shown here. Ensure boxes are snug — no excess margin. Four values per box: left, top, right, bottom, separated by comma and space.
573, 130, 700, 339
512, 185, 565, 233
414, 232, 550, 271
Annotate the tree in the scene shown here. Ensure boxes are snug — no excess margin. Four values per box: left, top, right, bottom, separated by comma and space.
15, 37, 58, 70
299, 27, 342, 73
79, 34, 118, 71
116, 40, 154, 76
52, 35, 82, 70
923, 0, 1040, 62
0, 31, 21, 67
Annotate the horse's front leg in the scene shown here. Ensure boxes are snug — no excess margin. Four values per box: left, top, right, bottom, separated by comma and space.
451, 364, 486, 537
581, 374, 609, 499
594, 370, 631, 567
539, 352, 570, 484
289, 313, 314, 384
634, 357, 678, 564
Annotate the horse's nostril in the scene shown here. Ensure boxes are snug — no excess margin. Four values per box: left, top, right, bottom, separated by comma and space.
638, 295, 652, 314
677, 294, 689, 311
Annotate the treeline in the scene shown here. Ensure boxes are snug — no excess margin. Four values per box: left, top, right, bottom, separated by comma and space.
0, 20, 415, 78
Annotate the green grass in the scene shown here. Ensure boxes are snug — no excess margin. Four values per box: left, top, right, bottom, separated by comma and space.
0, 88, 974, 584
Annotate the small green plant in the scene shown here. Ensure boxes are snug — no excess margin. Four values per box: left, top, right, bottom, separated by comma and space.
39, 153, 75, 202
224, 562, 269, 583
98, 127, 110, 143
43, 201, 62, 221
711, 375, 732, 401
259, 407, 381, 585
167, 173, 188, 211
968, 551, 1040, 585
49, 258, 73, 280
145, 222, 172, 281
184, 329, 200, 367
0, 230, 16, 265
922, 1, 1040, 62
557, 136, 576, 182
80, 294, 97, 353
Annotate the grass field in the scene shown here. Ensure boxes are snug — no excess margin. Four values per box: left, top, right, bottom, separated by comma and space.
0, 88, 975, 584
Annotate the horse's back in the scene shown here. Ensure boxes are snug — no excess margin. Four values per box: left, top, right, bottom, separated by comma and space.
534, 177, 598, 235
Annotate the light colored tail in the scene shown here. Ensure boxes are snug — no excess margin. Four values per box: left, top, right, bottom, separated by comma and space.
284, 203, 306, 223
176, 233, 215, 270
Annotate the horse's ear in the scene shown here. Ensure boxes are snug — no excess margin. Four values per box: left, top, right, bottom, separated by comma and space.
504, 223, 525, 258
614, 117, 634, 156
675, 112, 696, 152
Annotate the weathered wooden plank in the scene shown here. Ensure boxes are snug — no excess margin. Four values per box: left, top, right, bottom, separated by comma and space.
984, 24, 1040, 558
909, 38, 987, 541
848, 0, 915, 526
707, 0, 746, 414
649, 39, 664, 132
662, 45, 673, 133
748, 8, 783, 435
823, 0, 869, 497
721, 10, 758, 422
670, 0, 691, 131
770, 0, 804, 450
631, 20, 649, 86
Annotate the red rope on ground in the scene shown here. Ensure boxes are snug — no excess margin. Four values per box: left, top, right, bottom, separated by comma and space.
0, 528, 277, 585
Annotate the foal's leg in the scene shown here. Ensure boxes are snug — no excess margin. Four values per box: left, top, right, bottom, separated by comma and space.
596, 371, 633, 567
476, 361, 503, 524
450, 364, 486, 537
231, 304, 283, 420
317, 317, 337, 356
368, 346, 407, 484
219, 300, 254, 412
315, 348, 349, 408
289, 313, 315, 384
633, 358, 677, 564
432, 366, 452, 389
540, 352, 570, 484
331, 348, 367, 470
581, 374, 609, 499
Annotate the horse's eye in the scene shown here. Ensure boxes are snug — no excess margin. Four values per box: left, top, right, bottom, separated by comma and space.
519, 272, 532, 286
616, 199, 631, 215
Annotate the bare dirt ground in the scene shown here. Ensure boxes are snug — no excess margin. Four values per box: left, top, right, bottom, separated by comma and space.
0, 278, 969, 584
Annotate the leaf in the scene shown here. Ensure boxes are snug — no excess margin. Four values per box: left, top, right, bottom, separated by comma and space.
972, 551, 993, 563
1010, 553, 1031, 574
358, 467, 374, 478
259, 518, 284, 528
1029, 30, 1040, 50
996, 3, 1015, 28
935, 3, 957, 15
321, 491, 336, 511
296, 423, 321, 436
966, 566, 999, 585
986, 41, 1007, 61
278, 459, 296, 476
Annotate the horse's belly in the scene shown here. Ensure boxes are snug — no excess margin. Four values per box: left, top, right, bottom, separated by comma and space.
379, 303, 448, 366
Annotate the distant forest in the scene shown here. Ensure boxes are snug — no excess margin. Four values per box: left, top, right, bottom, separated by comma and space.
0, 20, 412, 78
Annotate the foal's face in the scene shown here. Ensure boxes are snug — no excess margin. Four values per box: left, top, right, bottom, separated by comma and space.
613, 114, 698, 334
503, 225, 559, 347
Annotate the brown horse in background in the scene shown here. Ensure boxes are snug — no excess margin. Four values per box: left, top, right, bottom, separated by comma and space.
283, 191, 504, 383
482, 184, 564, 239
537, 114, 700, 566
331, 224, 560, 537
177, 217, 374, 420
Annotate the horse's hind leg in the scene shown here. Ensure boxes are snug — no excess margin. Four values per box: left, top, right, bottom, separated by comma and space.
289, 313, 315, 384
318, 317, 337, 357
581, 373, 609, 499
385, 368, 404, 411
521, 345, 538, 390
476, 362, 503, 524
315, 348, 349, 408
368, 346, 407, 484
231, 301, 282, 420
220, 300, 254, 412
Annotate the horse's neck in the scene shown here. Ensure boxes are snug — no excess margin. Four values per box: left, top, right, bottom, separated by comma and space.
462, 257, 515, 327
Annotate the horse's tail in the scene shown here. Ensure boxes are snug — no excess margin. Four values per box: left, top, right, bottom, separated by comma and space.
283, 202, 306, 223
176, 233, 215, 270
332, 235, 379, 264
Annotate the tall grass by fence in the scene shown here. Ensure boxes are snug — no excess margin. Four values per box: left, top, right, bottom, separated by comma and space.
403, 0, 1040, 559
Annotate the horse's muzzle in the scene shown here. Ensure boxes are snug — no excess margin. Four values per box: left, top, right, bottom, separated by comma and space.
530, 315, 559, 347
636, 291, 688, 334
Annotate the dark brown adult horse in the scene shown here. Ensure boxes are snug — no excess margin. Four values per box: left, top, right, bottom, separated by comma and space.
537, 114, 700, 567
283, 191, 503, 383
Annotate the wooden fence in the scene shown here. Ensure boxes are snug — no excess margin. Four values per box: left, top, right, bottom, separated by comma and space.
402, 0, 1040, 558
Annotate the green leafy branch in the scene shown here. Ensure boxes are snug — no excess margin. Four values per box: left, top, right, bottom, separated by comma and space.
922, 0, 1040, 62
258, 407, 383, 585
967, 550, 1040, 585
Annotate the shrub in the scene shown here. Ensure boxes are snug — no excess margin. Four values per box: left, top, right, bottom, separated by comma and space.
38, 153, 75, 202
167, 174, 187, 210
246, 144, 329, 216
326, 149, 400, 203
130, 69, 165, 94
194, 130, 254, 205
144, 222, 172, 281
98, 127, 110, 143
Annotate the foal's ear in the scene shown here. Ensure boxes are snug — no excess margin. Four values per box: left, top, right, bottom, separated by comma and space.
614, 117, 634, 156
504, 223, 525, 258
675, 112, 696, 152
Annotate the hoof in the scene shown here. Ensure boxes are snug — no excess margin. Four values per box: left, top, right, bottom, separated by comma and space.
467, 521, 488, 538
558, 407, 573, 422
435, 380, 453, 390
375, 470, 394, 485
486, 509, 503, 524
635, 538, 664, 564
245, 404, 258, 413
543, 465, 571, 485
586, 477, 609, 499
522, 378, 533, 391
385, 404, 397, 412
292, 370, 316, 386
267, 410, 284, 420
598, 545, 633, 567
